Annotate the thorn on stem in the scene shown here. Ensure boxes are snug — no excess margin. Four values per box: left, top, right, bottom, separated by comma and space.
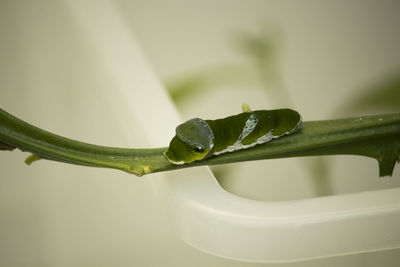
377, 156, 397, 177
242, 103, 251, 112
25, 154, 41, 165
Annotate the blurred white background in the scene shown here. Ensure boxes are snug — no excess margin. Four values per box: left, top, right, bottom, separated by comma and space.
1, 0, 400, 266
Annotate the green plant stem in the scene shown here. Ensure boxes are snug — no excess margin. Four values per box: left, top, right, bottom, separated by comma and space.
1, 108, 399, 177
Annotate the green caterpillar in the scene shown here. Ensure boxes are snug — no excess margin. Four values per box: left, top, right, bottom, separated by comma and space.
164, 108, 302, 165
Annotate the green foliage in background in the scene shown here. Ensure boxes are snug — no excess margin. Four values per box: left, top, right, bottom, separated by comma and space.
339, 72, 400, 114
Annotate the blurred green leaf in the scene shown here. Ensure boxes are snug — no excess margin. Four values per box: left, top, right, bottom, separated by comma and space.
233, 29, 279, 66
340, 71, 400, 114
233, 27, 292, 106
165, 27, 285, 105
165, 64, 256, 103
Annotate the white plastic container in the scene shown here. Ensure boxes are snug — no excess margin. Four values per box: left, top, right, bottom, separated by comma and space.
155, 169, 400, 262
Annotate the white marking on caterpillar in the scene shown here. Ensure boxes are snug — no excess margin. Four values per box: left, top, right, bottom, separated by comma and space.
213, 132, 271, 155
213, 115, 302, 156
236, 114, 258, 143
213, 114, 260, 156
172, 160, 185, 165
255, 130, 274, 143
291, 115, 303, 134
203, 120, 215, 150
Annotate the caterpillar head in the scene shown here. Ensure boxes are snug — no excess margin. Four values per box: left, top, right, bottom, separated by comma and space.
164, 118, 214, 164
